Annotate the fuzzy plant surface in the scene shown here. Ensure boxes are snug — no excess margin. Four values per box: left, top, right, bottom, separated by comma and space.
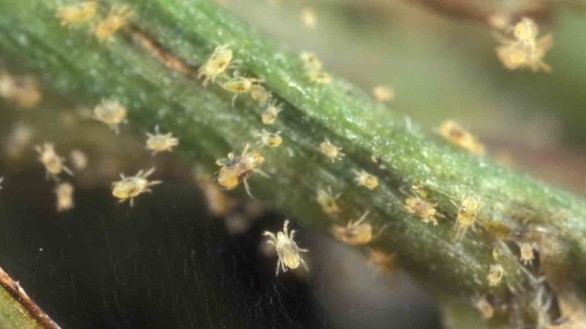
0, 0, 586, 328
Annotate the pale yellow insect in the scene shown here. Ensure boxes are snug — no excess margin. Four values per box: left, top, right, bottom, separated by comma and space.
473, 296, 495, 319
197, 45, 234, 87
263, 219, 309, 276
494, 17, 553, 72
55, 182, 75, 212
319, 139, 344, 162
487, 264, 504, 286
300, 7, 317, 29
331, 212, 373, 245
372, 85, 395, 102
436, 120, 485, 156
4, 122, 34, 159
250, 84, 271, 106
455, 196, 481, 239
215, 144, 267, 197
94, 5, 133, 42
300, 51, 323, 72
354, 170, 379, 190
56, 1, 98, 27
69, 149, 89, 171
35, 143, 73, 179
519, 242, 535, 265
308, 70, 332, 84
404, 197, 440, 225
0, 72, 42, 109
366, 249, 395, 274
220, 72, 264, 106
145, 125, 179, 155
93, 98, 128, 134
316, 186, 341, 215
261, 100, 282, 125
487, 13, 511, 31
111, 167, 161, 207
254, 130, 282, 148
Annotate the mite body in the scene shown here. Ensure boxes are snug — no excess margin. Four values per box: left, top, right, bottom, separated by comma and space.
263, 219, 309, 276
436, 120, 485, 156
220, 73, 263, 106
94, 5, 133, 42
93, 98, 128, 134
316, 187, 341, 215
255, 130, 282, 148
216, 144, 267, 197
366, 249, 395, 274
112, 167, 161, 207
455, 196, 481, 239
145, 125, 179, 155
56, 1, 98, 27
331, 212, 373, 245
354, 170, 379, 190
35, 143, 73, 179
55, 182, 75, 212
261, 100, 282, 125
404, 196, 440, 225
197, 45, 234, 87
487, 264, 504, 286
319, 139, 344, 162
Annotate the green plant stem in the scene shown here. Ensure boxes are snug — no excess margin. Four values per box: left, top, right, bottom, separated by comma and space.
1, 0, 586, 326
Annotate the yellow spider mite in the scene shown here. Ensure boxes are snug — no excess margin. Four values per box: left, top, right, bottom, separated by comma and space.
300, 51, 323, 72
215, 144, 267, 197
519, 242, 535, 265
316, 186, 341, 215
319, 139, 344, 162
487, 264, 504, 286
495, 17, 553, 72
366, 249, 395, 274
56, 1, 98, 28
455, 196, 481, 239
250, 84, 271, 105
111, 167, 161, 207
55, 182, 75, 212
93, 98, 128, 134
372, 85, 395, 102
94, 5, 133, 42
473, 296, 495, 319
331, 212, 373, 246
145, 125, 179, 155
308, 71, 332, 84
353, 170, 379, 190
220, 73, 263, 106
261, 100, 282, 125
5, 122, 34, 159
436, 120, 486, 156
35, 143, 73, 179
197, 44, 234, 87
404, 197, 440, 225
0, 72, 42, 109
263, 219, 309, 276
255, 130, 282, 148
69, 149, 89, 171
300, 7, 317, 29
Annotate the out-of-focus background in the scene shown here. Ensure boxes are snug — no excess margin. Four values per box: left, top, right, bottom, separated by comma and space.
0, 0, 584, 328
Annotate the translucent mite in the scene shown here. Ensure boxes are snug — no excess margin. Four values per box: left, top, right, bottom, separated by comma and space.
494, 17, 553, 72
319, 139, 344, 162
331, 212, 373, 245
0, 72, 42, 109
473, 296, 495, 319
215, 144, 267, 197
250, 84, 271, 106
93, 98, 128, 134
55, 182, 75, 212
35, 143, 73, 179
263, 219, 309, 276
436, 120, 486, 156
487, 264, 504, 286
308, 71, 332, 84
300, 7, 317, 29
94, 5, 133, 42
455, 196, 481, 239
300, 51, 323, 72
487, 13, 511, 31
4, 122, 34, 159
404, 197, 439, 225
255, 130, 282, 148
111, 167, 161, 207
316, 187, 341, 215
55, 1, 98, 27
366, 249, 395, 274
353, 170, 379, 190
145, 125, 179, 155
261, 100, 282, 125
519, 242, 535, 265
220, 73, 263, 106
69, 149, 88, 171
197, 44, 234, 87
372, 85, 395, 102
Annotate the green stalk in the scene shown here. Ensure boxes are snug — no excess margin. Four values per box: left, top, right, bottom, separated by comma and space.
1, 0, 585, 327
